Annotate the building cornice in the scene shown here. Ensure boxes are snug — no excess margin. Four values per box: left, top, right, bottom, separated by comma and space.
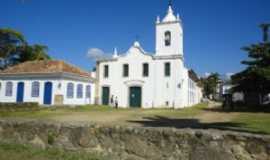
156, 20, 181, 26
0, 72, 95, 83
97, 58, 118, 63
97, 54, 183, 63
153, 54, 183, 60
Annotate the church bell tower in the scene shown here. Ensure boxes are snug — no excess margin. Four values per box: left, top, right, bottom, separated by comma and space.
155, 2, 183, 56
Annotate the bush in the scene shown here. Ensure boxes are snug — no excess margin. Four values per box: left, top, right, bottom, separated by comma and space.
47, 131, 56, 145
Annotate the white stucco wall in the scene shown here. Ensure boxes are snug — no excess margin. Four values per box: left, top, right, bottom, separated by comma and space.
97, 42, 193, 109
153, 58, 187, 108
98, 46, 155, 108
156, 22, 183, 56
0, 77, 95, 106
187, 78, 203, 106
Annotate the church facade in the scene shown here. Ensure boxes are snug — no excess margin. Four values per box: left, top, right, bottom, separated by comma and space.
95, 5, 202, 108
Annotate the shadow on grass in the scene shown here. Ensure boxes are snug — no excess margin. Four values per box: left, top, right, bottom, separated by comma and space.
128, 116, 268, 135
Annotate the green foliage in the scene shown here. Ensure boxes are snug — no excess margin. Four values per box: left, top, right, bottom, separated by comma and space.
19, 44, 51, 62
201, 73, 220, 99
0, 28, 27, 67
0, 102, 39, 112
0, 142, 103, 160
47, 131, 56, 145
232, 24, 270, 104
0, 28, 51, 69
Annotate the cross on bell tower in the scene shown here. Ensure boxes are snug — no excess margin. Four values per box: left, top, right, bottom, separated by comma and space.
169, 0, 172, 6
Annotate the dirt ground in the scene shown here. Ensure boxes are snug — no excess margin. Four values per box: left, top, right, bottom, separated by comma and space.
196, 102, 240, 123
43, 102, 240, 126
1, 102, 270, 134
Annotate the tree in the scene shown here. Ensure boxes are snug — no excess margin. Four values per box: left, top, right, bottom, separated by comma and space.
202, 73, 220, 99
0, 28, 27, 68
0, 28, 51, 69
231, 23, 270, 105
19, 44, 51, 62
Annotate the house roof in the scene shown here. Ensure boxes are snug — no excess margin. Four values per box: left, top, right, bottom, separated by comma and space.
188, 69, 200, 82
0, 60, 92, 79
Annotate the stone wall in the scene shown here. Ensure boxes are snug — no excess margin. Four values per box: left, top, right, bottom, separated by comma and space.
0, 120, 269, 160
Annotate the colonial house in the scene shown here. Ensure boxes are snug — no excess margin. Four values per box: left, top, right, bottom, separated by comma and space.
0, 60, 95, 105
95, 4, 202, 108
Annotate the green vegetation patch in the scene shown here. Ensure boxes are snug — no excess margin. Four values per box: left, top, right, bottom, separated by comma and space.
0, 142, 104, 160
231, 113, 270, 134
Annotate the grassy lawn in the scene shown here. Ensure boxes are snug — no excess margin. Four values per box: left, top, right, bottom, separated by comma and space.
0, 143, 104, 160
230, 112, 270, 134
0, 103, 207, 120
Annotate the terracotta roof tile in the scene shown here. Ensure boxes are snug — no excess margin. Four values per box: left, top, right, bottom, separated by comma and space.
0, 60, 92, 78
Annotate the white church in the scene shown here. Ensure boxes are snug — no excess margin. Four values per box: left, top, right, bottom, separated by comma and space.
0, 3, 202, 108
95, 4, 202, 108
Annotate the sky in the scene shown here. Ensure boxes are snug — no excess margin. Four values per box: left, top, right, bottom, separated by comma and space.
0, 0, 269, 76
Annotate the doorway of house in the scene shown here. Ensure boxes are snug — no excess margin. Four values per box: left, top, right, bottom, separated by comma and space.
44, 82, 53, 105
102, 86, 110, 105
16, 82, 24, 103
129, 86, 142, 108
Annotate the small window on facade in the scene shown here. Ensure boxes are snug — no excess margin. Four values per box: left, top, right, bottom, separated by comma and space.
31, 81, 40, 97
5, 82, 13, 97
165, 62, 171, 77
86, 85, 91, 98
67, 83, 74, 98
123, 64, 129, 77
104, 65, 109, 78
165, 31, 171, 46
77, 84, 83, 98
143, 63, 149, 77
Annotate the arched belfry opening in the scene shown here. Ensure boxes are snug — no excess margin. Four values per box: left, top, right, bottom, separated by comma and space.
165, 31, 171, 46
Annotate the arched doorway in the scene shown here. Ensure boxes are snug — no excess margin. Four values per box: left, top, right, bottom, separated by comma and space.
44, 82, 53, 105
129, 86, 142, 108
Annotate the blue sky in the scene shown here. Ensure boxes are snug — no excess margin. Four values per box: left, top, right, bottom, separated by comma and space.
0, 0, 269, 76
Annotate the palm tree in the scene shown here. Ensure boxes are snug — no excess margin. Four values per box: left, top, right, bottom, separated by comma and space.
32, 44, 51, 60
19, 44, 51, 62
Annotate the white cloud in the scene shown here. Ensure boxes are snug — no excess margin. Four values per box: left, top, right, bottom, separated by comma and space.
86, 48, 107, 61
204, 72, 211, 77
86, 48, 114, 62
225, 72, 234, 80
226, 72, 234, 77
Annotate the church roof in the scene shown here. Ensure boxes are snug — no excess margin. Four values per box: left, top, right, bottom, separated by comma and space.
127, 41, 148, 55
0, 60, 92, 78
162, 5, 177, 22
188, 69, 200, 82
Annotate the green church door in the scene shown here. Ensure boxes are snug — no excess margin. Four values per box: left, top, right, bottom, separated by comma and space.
129, 87, 142, 108
102, 87, 110, 105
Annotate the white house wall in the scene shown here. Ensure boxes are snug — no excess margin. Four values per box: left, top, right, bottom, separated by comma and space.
0, 78, 95, 106
60, 79, 95, 105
